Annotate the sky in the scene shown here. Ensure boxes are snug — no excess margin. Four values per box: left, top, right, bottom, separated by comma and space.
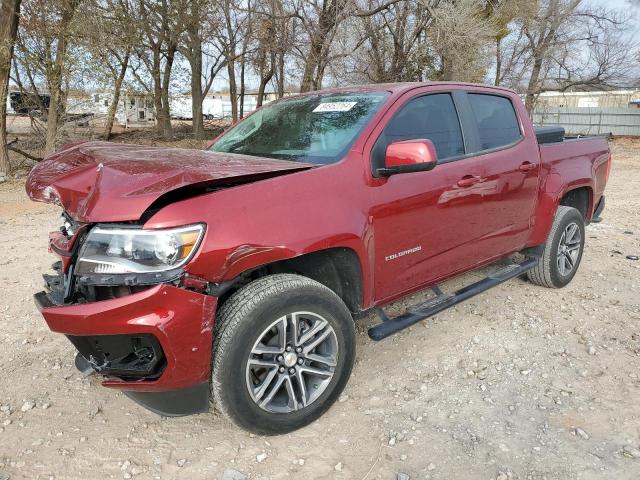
590, 0, 640, 39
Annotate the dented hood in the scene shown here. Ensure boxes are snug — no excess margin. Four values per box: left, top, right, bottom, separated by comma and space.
26, 141, 315, 222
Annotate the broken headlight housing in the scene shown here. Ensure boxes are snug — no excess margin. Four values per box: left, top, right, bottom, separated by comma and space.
75, 224, 205, 275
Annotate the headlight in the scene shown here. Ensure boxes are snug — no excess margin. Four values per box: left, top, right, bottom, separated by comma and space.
76, 224, 205, 275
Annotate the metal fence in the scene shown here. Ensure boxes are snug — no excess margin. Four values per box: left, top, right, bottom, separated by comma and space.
532, 107, 640, 136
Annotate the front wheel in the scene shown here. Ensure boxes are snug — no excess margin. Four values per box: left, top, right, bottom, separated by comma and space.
211, 274, 356, 434
527, 205, 586, 288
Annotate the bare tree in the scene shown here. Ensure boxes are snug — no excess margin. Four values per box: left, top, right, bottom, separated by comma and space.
5, 0, 636, 149
427, 0, 497, 82
131, 0, 184, 139
216, 0, 253, 121
502, 0, 636, 111
44, 0, 82, 154
552, 8, 634, 91
180, 0, 226, 139
521, 0, 582, 111
249, 0, 291, 106
486, 0, 533, 86
81, 0, 136, 139
294, 0, 352, 92
237, 1, 252, 118
13, 0, 84, 155
0, 0, 21, 178
253, 15, 276, 106
354, 0, 438, 83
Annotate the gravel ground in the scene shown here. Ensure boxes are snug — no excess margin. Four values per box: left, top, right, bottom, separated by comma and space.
0, 138, 639, 480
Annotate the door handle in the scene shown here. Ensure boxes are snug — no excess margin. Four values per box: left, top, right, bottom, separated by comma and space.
518, 162, 537, 172
457, 175, 481, 188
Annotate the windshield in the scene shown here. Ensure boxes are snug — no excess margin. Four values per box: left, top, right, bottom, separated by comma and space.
210, 92, 389, 164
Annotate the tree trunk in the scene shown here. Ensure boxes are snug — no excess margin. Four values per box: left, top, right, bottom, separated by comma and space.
525, 56, 543, 113
239, 1, 250, 119
158, 42, 175, 140
0, 0, 21, 178
151, 42, 172, 139
43, 0, 77, 155
104, 50, 129, 140
276, 52, 284, 98
239, 54, 245, 119
151, 46, 164, 137
44, 59, 65, 154
300, 35, 321, 92
299, 0, 343, 92
494, 37, 502, 86
192, 90, 203, 134
227, 59, 237, 122
44, 82, 62, 155
189, 36, 205, 139
256, 67, 273, 108
440, 55, 454, 81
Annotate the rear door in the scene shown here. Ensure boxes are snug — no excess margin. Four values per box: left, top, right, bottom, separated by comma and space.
461, 92, 540, 256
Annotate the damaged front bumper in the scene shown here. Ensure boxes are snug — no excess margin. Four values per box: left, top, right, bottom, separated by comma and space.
35, 281, 217, 416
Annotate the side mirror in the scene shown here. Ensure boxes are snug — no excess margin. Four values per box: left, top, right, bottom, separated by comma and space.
378, 139, 438, 176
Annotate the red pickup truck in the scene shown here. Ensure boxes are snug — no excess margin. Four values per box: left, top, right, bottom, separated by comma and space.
27, 82, 610, 434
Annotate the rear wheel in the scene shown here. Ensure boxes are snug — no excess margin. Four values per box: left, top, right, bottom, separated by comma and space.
527, 206, 585, 288
212, 274, 356, 434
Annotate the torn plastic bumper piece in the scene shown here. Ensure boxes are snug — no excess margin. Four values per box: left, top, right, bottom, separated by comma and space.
67, 333, 166, 380
34, 283, 218, 416
124, 382, 210, 417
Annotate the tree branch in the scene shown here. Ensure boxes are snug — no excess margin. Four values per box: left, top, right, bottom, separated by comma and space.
7, 139, 43, 162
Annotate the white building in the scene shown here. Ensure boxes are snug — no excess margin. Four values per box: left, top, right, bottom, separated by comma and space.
7, 88, 287, 128
535, 89, 640, 109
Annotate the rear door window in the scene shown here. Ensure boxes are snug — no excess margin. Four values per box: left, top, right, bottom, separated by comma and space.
383, 93, 465, 160
468, 94, 521, 151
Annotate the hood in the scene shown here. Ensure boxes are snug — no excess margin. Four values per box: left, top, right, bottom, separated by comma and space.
26, 141, 316, 222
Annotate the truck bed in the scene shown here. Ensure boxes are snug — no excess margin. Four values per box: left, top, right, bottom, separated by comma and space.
534, 126, 611, 145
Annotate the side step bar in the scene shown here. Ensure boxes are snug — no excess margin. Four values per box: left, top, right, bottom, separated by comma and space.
368, 256, 539, 341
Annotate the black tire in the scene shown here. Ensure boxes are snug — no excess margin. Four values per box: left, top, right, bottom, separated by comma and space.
211, 274, 356, 435
527, 205, 585, 288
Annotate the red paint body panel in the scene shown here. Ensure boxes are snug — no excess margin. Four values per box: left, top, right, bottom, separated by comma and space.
39, 284, 217, 391
528, 137, 609, 245
359, 84, 542, 302
27, 82, 611, 396
26, 141, 316, 222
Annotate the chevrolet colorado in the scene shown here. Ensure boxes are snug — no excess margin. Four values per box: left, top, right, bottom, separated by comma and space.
27, 82, 611, 434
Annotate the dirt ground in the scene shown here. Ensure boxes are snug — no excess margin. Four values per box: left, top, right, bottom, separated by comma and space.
0, 138, 639, 480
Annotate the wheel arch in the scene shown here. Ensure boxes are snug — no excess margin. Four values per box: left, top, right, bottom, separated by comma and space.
559, 185, 593, 222
216, 247, 365, 316
527, 181, 594, 247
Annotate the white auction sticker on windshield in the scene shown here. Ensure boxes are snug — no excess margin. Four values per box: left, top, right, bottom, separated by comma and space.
313, 101, 357, 113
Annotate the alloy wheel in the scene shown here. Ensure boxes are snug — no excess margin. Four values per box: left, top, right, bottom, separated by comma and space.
557, 222, 582, 276
245, 311, 338, 413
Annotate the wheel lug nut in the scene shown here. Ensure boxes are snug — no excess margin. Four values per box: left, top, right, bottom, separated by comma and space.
279, 366, 285, 373
276, 355, 283, 362
286, 345, 292, 352
295, 347, 302, 353
288, 368, 296, 375
297, 358, 304, 365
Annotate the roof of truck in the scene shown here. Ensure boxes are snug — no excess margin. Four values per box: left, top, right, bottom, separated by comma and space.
291, 82, 518, 97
